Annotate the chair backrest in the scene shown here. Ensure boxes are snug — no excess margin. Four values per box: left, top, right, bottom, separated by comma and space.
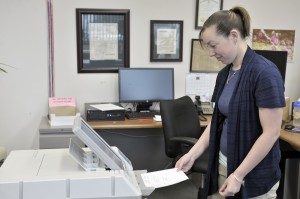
160, 96, 202, 158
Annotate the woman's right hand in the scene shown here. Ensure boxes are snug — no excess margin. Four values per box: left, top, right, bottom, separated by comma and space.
175, 153, 195, 172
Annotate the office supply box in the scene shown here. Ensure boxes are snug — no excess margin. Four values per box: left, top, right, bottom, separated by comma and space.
85, 103, 125, 121
283, 97, 290, 121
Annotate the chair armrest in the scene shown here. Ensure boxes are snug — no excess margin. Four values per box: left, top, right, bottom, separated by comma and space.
170, 137, 198, 146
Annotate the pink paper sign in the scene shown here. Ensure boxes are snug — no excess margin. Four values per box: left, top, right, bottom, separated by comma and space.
49, 97, 76, 107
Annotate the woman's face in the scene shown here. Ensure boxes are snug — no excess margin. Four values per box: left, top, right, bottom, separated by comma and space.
201, 25, 237, 65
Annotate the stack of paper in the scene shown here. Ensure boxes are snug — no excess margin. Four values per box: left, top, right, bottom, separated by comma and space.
48, 97, 80, 126
141, 168, 188, 188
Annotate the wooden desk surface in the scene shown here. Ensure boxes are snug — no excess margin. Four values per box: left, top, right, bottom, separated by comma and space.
280, 128, 300, 150
88, 115, 212, 129
88, 118, 163, 129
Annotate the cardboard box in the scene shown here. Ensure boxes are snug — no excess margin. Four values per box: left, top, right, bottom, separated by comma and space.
48, 97, 80, 126
48, 112, 80, 126
49, 106, 76, 116
49, 108, 80, 126
283, 97, 290, 121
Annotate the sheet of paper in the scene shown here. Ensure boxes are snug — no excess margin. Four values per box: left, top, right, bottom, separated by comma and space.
141, 168, 188, 188
185, 73, 210, 95
185, 73, 217, 102
89, 23, 118, 61
157, 28, 177, 54
153, 115, 162, 122
90, 103, 124, 111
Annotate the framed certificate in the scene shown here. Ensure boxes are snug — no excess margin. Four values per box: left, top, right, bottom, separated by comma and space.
76, 9, 130, 73
190, 39, 224, 72
150, 20, 183, 62
195, 0, 223, 29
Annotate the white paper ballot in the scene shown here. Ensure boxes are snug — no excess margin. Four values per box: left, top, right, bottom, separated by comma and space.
141, 168, 189, 188
90, 103, 124, 111
153, 115, 162, 122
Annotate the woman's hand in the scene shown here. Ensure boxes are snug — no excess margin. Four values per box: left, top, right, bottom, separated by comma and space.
219, 173, 243, 197
175, 122, 212, 173
175, 153, 195, 172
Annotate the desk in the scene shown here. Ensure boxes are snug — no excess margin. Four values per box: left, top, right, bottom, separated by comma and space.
88, 115, 211, 130
88, 116, 298, 148
88, 118, 163, 129
280, 128, 300, 149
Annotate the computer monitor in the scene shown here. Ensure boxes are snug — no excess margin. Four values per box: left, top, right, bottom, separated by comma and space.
118, 68, 174, 111
254, 50, 288, 83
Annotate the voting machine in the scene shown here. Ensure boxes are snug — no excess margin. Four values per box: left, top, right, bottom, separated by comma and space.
0, 116, 154, 199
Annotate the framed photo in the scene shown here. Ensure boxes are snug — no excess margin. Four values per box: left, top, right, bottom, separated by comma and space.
150, 20, 183, 62
195, 0, 223, 29
76, 9, 130, 73
190, 39, 224, 72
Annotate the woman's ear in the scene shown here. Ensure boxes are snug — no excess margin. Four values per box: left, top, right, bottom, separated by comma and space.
230, 29, 239, 44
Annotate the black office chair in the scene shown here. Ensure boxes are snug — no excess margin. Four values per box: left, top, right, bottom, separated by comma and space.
160, 96, 209, 193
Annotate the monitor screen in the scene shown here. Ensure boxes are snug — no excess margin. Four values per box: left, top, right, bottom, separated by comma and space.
254, 50, 288, 83
118, 68, 174, 103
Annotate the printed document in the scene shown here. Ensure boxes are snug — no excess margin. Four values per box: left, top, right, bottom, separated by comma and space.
141, 168, 188, 188
90, 103, 124, 111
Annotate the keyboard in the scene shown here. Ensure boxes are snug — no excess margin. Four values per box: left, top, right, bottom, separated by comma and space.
125, 111, 156, 119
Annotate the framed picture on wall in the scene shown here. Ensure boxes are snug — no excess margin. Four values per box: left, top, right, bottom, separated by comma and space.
190, 39, 224, 72
76, 9, 130, 73
150, 20, 183, 62
195, 0, 223, 29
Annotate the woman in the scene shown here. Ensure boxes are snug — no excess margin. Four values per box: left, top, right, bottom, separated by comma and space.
176, 6, 285, 199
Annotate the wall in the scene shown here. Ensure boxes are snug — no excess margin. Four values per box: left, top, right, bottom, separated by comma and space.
0, 0, 48, 152
0, 0, 300, 152
53, 0, 201, 111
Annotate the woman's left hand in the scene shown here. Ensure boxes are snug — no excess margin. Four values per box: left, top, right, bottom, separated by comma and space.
219, 174, 242, 197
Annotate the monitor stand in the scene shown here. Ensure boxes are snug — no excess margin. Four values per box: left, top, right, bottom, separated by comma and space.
136, 102, 153, 112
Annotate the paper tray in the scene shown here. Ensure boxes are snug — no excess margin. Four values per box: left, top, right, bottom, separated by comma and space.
48, 112, 80, 126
